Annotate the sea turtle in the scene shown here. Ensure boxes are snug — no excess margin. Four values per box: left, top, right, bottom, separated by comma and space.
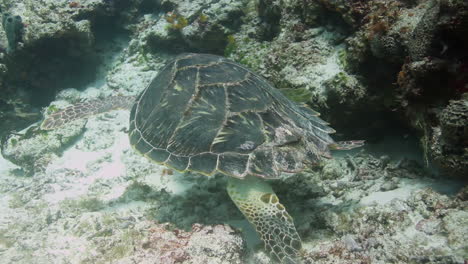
42, 53, 363, 263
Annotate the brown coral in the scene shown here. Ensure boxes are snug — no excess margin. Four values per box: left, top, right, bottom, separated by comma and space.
430, 95, 468, 177
69, 1, 80, 8
165, 12, 188, 31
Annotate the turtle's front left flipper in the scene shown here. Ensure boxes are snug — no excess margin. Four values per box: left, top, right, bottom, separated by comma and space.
41, 96, 135, 130
227, 176, 302, 264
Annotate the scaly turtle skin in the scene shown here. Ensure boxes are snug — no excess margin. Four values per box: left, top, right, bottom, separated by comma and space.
42, 53, 363, 263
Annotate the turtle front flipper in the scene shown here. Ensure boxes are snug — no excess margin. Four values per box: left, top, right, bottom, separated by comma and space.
227, 176, 302, 264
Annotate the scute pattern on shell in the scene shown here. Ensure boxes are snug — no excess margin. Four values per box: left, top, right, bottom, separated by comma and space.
129, 53, 336, 179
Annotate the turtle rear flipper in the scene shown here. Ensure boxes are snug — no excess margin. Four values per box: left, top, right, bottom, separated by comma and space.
41, 96, 135, 130
227, 176, 302, 264
329, 140, 365, 150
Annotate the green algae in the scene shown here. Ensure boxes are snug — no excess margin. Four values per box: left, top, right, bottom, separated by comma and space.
8, 192, 27, 208
224, 35, 238, 57
280, 88, 313, 103
61, 196, 105, 213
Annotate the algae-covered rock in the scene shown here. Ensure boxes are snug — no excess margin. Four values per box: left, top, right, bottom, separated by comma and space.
128, 223, 245, 264
442, 210, 468, 254
324, 71, 367, 106
336, 0, 468, 171
407, 0, 440, 61
430, 94, 468, 177
143, 0, 244, 54
260, 152, 467, 263
0, 0, 154, 136
223, 0, 384, 142
365, 0, 440, 63
302, 187, 466, 264
1, 121, 85, 175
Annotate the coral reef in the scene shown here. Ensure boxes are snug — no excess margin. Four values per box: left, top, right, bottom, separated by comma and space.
337, 0, 468, 176
430, 94, 468, 176
407, 0, 440, 61
0, 0, 156, 138
1, 120, 84, 176
142, 0, 244, 54
0, 0, 467, 263
0, 0, 465, 175
226, 0, 355, 112
269, 153, 466, 264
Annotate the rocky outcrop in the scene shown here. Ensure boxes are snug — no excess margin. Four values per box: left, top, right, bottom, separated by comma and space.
0, 0, 155, 138
140, 0, 244, 54
430, 94, 468, 176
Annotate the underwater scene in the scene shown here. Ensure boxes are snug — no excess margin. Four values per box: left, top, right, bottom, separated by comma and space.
0, 0, 467, 263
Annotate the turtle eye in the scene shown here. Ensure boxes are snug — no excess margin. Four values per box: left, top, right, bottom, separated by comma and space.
260, 193, 271, 203
7, 17, 12, 23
